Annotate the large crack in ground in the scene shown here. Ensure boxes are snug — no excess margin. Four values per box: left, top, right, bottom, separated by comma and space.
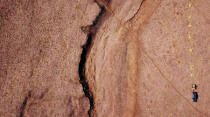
78, 0, 109, 117
19, 91, 31, 117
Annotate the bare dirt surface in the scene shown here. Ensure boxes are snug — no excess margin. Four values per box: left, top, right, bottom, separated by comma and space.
0, 0, 210, 117
0, 0, 100, 117
86, 0, 210, 117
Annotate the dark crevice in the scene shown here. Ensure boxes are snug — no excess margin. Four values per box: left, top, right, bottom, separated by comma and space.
78, 1, 109, 117
79, 34, 94, 117
19, 91, 31, 117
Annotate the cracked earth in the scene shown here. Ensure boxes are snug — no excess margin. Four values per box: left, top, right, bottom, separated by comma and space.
0, 0, 210, 117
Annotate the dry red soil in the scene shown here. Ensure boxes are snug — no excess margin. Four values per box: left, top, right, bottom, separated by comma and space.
0, 0, 209, 117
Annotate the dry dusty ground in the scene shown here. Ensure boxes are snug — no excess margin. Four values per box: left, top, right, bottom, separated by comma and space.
86, 0, 210, 117
0, 0, 210, 117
